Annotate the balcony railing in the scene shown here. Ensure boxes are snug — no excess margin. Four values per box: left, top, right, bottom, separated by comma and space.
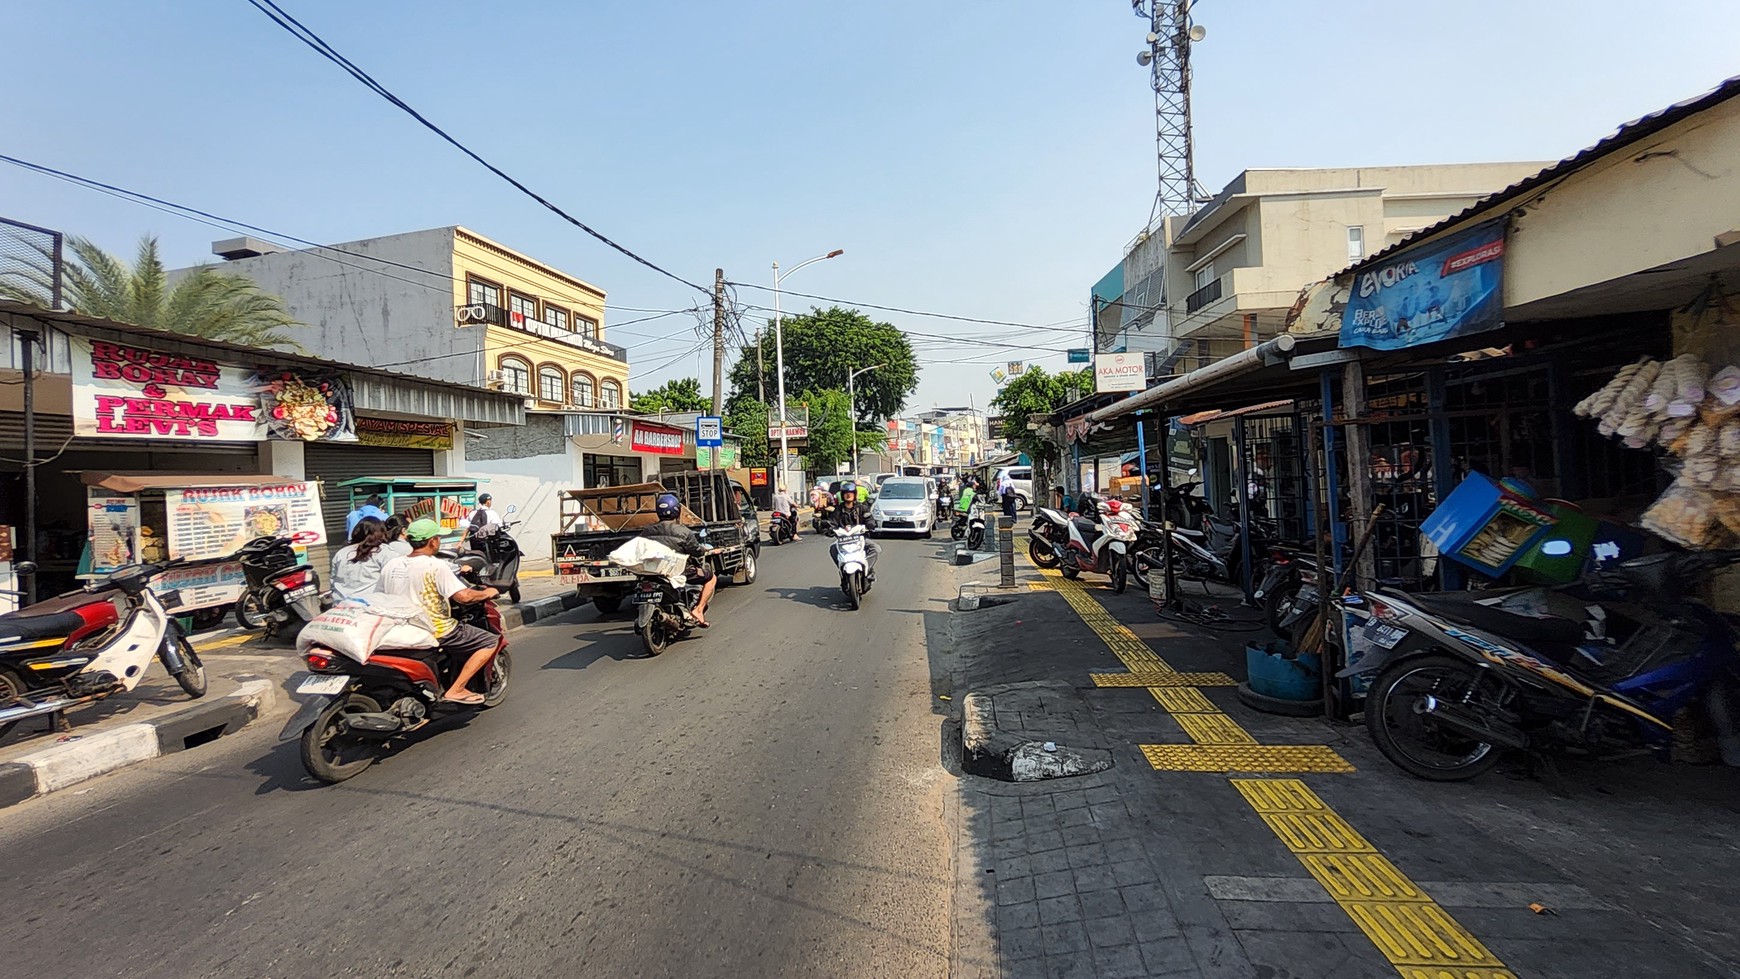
1184, 276, 1223, 313
459, 303, 628, 362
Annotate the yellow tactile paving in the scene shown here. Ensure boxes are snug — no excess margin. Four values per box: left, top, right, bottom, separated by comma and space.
1231, 780, 1515, 979
1150, 687, 1217, 713
1141, 744, 1357, 774
1090, 671, 1240, 687
1174, 712, 1259, 745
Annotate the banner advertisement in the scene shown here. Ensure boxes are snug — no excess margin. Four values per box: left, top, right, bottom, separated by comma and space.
355, 417, 454, 450
629, 421, 686, 456
1095, 352, 1145, 393
151, 561, 247, 613
164, 482, 326, 561
87, 490, 140, 575
1340, 219, 1507, 351
71, 338, 358, 442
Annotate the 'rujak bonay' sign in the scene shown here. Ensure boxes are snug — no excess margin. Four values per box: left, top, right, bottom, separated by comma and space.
72, 337, 356, 442
1339, 219, 1507, 351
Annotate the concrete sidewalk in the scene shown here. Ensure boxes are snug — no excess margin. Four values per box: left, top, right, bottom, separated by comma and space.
939, 562, 1740, 978
0, 575, 587, 811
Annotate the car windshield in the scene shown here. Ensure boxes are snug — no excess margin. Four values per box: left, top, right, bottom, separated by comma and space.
879, 482, 928, 500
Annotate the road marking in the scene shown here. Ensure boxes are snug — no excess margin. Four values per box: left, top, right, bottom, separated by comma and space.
1232, 778, 1517, 978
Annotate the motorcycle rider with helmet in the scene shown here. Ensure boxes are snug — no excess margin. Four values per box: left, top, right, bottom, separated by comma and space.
831, 481, 882, 579
638, 492, 716, 627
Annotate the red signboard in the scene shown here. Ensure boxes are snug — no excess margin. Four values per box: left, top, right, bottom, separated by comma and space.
629, 421, 686, 456
749, 468, 769, 487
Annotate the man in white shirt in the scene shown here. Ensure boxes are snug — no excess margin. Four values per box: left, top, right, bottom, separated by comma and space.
770, 483, 801, 542
380, 518, 500, 705
467, 493, 503, 550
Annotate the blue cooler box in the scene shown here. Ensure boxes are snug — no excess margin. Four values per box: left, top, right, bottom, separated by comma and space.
1421, 474, 1558, 577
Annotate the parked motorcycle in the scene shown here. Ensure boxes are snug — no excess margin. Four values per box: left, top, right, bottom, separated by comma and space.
1254, 547, 1322, 637
234, 536, 322, 637
1346, 549, 1740, 782
831, 525, 873, 610
0, 560, 205, 739
278, 553, 508, 784
1040, 500, 1138, 593
1027, 507, 1070, 569
471, 505, 523, 603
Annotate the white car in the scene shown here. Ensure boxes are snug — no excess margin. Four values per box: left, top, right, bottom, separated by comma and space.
994, 465, 1034, 510
868, 477, 936, 537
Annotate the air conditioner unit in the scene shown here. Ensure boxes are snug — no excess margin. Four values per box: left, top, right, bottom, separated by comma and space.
484, 370, 507, 389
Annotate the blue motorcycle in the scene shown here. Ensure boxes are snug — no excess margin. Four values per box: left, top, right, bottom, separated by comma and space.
1343, 550, 1740, 781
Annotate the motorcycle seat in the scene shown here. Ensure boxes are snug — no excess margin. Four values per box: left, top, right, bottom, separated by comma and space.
1070, 517, 1100, 537
1405, 592, 1585, 644
0, 609, 90, 644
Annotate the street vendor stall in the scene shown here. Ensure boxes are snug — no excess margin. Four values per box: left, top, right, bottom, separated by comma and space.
329, 477, 480, 546
79, 472, 327, 626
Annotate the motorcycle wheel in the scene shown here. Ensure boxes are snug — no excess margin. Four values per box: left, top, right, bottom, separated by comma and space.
1365, 654, 1504, 782
845, 573, 862, 611
233, 591, 266, 631
1262, 576, 1301, 636
0, 667, 23, 740
167, 635, 207, 698
951, 521, 966, 541
1111, 556, 1128, 594
639, 613, 672, 656
1028, 537, 1060, 569
1129, 547, 1165, 590
507, 584, 522, 604
477, 649, 511, 707
300, 693, 383, 784
967, 529, 984, 550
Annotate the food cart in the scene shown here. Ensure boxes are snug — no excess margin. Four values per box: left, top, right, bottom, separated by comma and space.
332, 477, 481, 542
79, 472, 328, 627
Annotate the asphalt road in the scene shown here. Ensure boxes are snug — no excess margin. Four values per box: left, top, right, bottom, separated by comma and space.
2, 533, 963, 979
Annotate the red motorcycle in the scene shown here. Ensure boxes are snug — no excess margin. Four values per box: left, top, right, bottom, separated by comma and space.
277, 555, 509, 783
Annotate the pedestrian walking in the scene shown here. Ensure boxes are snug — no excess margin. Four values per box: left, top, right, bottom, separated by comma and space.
997, 468, 1017, 518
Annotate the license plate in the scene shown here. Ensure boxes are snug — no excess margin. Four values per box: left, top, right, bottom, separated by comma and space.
632, 592, 657, 604
296, 674, 350, 696
287, 586, 316, 600
1367, 623, 1408, 649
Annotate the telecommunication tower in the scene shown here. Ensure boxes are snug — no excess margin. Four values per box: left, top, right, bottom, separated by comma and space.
1132, 1, 1208, 223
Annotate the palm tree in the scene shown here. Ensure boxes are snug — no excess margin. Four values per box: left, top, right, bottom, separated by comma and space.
0, 235, 302, 350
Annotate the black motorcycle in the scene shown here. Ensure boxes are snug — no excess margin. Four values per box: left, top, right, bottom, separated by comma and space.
470, 509, 523, 604
632, 566, 703, 656
769, 510, 796, 546
235, 536, 322, 637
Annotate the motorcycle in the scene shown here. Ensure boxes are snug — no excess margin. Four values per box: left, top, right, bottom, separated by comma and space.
630, 564, 704, 656
1041, 500, 1138, 593
0, 559, 206, 739
769, 510, 796, 546
831, 525, 873, 610
470, 505, 523, 603
1254, 547, 1323, 638
234, 535, 322, 637
1345, 549, 1740, 782
278, 553, 508, 784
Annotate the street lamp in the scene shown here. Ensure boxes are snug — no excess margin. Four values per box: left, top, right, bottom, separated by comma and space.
847, 363, 886, 469
772, 248, 843, 485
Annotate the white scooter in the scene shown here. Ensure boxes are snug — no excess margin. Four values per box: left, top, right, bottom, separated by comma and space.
1036, 500, 1138, 593
830, 525, 873, 611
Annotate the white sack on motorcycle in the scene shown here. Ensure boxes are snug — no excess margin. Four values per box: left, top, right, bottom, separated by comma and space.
607, 538, 686, 578
296, 594, 437, 664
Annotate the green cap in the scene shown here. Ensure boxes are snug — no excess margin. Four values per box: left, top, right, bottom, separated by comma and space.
406, 518, 444, 542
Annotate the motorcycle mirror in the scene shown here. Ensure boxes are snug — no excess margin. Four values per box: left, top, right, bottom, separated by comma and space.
1539, 539, 1573, 557
1188, 467, 1199, 476
506, 504, 518, 514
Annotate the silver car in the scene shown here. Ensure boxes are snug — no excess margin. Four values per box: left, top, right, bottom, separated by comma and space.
868, 477, 935, 537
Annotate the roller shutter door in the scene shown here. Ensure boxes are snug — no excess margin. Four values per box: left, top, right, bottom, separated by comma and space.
303, 442, 436, 550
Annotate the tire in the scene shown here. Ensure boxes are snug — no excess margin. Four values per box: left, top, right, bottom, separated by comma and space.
190, 606, 228, 630
1028, 537, 1060, 569
736, 547, 758, 585
951, 520, 966, 542
167, 635, 207, 698
639, 613, 671, 656
967, 529, 984, 550
1365, 653, 1505, 782
476, 648, 510, 707
1015, 493, 1030, 512
845, 574, 862, 611
1130, 546, 1165, 590
592, 595, 622, 616
233, 590, 265, 631
1111, 556, 1128, 594
507, 584, 522, 604
0, 667, 23, 740
300, 693, 383, 784
1263, 575, 1301, 636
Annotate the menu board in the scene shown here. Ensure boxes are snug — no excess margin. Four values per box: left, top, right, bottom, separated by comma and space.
150, 561, 248, 613
165, 483, 326, 561
87, 491, 141, 575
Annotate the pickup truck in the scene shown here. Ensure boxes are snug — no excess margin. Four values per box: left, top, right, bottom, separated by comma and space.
552, 471, 761, 614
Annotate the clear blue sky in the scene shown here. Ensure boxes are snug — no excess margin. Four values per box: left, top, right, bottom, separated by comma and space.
4, 1, 1738, 411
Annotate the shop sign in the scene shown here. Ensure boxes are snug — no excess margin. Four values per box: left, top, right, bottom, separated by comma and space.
1067, 348, 1091, 364
151, 561, 247, 613
71, 338, 357, 442
1340, 219, 1507, 351
629, 420, 686, 456
355, 416, 454, 450
87, 491, 141, 575
749, 467, 770, 487
768, 426, 808, 440
165, 482, 326, 561
698, 444, 740, 469
1095, 353, 1144, 393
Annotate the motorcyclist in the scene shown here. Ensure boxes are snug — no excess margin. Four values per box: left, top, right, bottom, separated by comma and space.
638, 492, 715, 627
831, 481, 882, 578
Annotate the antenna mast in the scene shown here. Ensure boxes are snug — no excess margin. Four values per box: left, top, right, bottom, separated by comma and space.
1133, 1, 1205, 223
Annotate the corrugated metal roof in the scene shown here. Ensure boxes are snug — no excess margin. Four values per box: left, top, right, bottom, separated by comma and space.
1343, 74, 1740, 277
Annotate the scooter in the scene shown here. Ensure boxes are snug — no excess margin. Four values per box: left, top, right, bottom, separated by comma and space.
831, 525, 873, 610
1254, 547, 1323, 638
769, 510, 796, 546
1044, 500, 1138, 593
630, 565, 704, 655
471, 505, 523, 603
1027, 506, 1076, 569
278, 553, 508, 784
0, 560, 206, 738
234, 536, 322, 637
1344, 549, 1740, 782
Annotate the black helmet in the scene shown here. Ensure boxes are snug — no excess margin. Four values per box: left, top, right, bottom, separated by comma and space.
655, 493, 681, 520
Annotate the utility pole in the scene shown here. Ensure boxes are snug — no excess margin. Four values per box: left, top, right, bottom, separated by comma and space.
711, 268, 726, 416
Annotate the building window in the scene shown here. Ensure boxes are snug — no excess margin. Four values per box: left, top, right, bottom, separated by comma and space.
538, 365, 565, 403
544, 306, 569, 331
576, 315, 598, 338
1347, 226, 1365, 262
498, 356, 531, 395
1193, 264, 1214, 292
571, 372, 595, 407
584, 453, 642, 488
599, 378, 621, 409
467, 277, 501, 308
508, 292, 539, 325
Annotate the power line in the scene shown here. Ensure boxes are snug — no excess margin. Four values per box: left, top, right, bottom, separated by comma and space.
726, 281, 1084, 335
240, 0, 709, 294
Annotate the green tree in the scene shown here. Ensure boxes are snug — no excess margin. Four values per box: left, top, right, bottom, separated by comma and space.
727, 306, 918, 424
794, 388, 888, 473
0, 235, 302, 349
990, 367, 1094, 465
725, 394, 771, 466
630, 376, 709, 413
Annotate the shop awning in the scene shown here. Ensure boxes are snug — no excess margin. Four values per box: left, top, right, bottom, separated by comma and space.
81, 472, 306, 493
1087, 334, 1337, 425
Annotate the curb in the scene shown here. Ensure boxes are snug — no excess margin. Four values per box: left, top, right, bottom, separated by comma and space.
957, 582, 1028, 611
498, 590, 587, 630
0, 678, 278, 811
959, 689, 1112, 782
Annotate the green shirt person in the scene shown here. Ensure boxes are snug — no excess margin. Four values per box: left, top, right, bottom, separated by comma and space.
955, 484, 976, 514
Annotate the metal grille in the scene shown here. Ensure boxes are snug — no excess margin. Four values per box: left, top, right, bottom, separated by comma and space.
1235, 407, 1318, 548
0, 217, 63, 309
